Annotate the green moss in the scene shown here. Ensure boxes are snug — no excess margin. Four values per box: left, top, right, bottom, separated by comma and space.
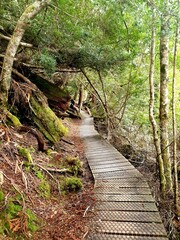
38, 180, 51, 199
0, 194, 22, 236
7, 201, 22, 219
65, 156, 83, 176
26, 208, 40, 232
46, 149, 52, 156
0, 190, 4, 201
0, 191, 40, 237
35, 170, 44, 180
31, 97, 68, 143
6, 111, 22, 127
61, 177, 83, 193
17, 146, 33, 163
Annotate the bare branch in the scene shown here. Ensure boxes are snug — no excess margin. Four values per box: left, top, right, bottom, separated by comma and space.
0, 34, 33, 48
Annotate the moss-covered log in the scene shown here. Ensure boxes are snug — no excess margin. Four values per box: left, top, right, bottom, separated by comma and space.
30, 94, 68, 143
9, 73, 68, 143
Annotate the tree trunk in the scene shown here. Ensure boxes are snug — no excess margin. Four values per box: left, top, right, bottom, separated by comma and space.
172, 2, 179, 215
159, 3, 173, 194
0, 0, 51, 107
149, 7, 166, 197
97, 70, 111, 140
78, 83, 84, 113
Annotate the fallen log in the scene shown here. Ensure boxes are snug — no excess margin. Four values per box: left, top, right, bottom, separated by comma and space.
9, 69, 68, 143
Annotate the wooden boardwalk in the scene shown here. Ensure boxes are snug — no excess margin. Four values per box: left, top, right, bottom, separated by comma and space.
80, 113, 168, 240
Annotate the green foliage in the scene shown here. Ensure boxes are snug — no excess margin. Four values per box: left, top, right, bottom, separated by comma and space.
0, 191, 39, 237
38, 51, 57, 75
17, 146, 33, 163
0, 190, 4, 201
61, 177, 83, 193
26, 208, 39, 232
38, 180, 51, 199
65, 156, 83, 176
35, 170, 44, 180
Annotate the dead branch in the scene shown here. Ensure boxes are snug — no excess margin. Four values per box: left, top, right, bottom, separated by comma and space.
36, 164, 70, 174
54, 69, 81, 73
0, 34, 33, 48
18, 125, 47, 152
61, 138, 74, 145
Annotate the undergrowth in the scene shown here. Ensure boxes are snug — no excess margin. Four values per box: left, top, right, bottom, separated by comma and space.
61, 176, 83, 193
0, 190, 39, 238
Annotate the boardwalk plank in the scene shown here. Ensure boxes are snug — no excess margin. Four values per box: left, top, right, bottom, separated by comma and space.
95, 221, 167, 236
94, 210, 162, 222
87, 234, 168, 240
95, 201, 158, 212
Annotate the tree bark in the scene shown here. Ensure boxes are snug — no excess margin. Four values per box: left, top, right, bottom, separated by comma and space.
172, 1, 179, 215
97, 70, 111, 139
149, 7, 166, 197
159, 2, 173, 194
0, 0, 51, 107
78, 83, 84, 113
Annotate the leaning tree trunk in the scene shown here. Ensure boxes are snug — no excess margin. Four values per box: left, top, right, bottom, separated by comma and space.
159, 3, 173, 195
149, 7, 166, 197
0, 0, 51, 108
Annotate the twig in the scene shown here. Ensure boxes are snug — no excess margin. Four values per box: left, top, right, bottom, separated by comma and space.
61, 138, 74, 145
82, 229, 89, 239
3, 173, 26, 211
83, 205, 90, 217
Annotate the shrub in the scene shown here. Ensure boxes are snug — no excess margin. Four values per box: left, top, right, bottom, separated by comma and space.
61, 177, 83, 193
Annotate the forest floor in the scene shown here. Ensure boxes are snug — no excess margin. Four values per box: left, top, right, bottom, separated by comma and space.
0, 118, 95, 240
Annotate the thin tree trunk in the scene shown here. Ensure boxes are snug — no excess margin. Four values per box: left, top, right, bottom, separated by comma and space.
119, 69, 131, 124
97, 70, 111, 139
78, 83, 84, 113
172, 1, 179, 214
81, 68, 106, 113
159, 3, 173, 194
0, 0, 51, 107
149, 8, 166, 197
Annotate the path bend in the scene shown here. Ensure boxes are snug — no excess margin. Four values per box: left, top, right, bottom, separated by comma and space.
80, 113, 168, 240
